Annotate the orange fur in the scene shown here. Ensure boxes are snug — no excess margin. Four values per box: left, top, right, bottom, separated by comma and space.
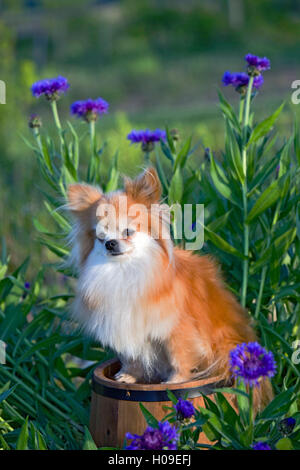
67, 168, 273, 412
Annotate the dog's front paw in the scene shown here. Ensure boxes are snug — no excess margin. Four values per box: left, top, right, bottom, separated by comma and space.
114, 371, 137, 384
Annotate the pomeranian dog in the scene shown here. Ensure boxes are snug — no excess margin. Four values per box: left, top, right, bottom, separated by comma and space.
67, 167, 272, 411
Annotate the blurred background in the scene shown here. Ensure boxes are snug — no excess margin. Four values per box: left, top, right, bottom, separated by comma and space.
0, 0, 300, 273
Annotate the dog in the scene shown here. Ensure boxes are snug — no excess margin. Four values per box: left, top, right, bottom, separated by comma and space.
67, 167, 273, 411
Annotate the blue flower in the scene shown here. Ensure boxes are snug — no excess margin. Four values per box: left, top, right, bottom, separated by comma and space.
70, 98, 109, 122
125, 421, 178, 450
175, 398, 195, 420
31, 76, 69, 100
252, 441, 271, 450
127, 128, 166, 152
222, 71, 264, 93
278, 417, 296, 435
229, 342, 276, 387
245, 54, 271, 75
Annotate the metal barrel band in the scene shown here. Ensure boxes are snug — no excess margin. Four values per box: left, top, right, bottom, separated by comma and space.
92, 377, 227, 402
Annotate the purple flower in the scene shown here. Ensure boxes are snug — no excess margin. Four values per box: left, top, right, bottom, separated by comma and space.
229, 342, 276, 387
175, 398, 195, 419
245, 54, 271, 74
22, 282, 31, 300
278, 417, 296, 435
127, 128, 166, 152
31, 76, 69, 101
125, 421, 178, 450
252, 441, 271, 450
70, 98, 109, 122
222, 72, 264, 92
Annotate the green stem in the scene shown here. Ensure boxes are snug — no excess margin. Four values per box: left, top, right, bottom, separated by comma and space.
144, 151, 150, 164
241, 76, 254, 308
0, 365, 80, 427
12, 325, 76, 392
50, 100, 62, 131
89, 120, 96, 155
239, 97, 245, 124
248, 386, 254, 437
32, 127, 43, 155
50, 100, 64, 152
87, 120, 98, 182
4, 353, 73, 415
244, 77, 254, 127
254, 266, 267, 318
254, 200, 282, 318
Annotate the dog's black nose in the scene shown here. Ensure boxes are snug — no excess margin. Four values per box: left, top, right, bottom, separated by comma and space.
105, 239, 119, 252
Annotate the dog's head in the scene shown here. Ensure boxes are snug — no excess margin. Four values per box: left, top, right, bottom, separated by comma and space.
67, 167, 172, 268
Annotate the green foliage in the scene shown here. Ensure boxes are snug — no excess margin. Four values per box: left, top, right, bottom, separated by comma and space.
1, 29, 300, 449
0, 243, 109, 449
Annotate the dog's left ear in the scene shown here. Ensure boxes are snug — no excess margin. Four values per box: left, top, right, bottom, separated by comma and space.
124, 167, 161, 206
67, 183, 102, 213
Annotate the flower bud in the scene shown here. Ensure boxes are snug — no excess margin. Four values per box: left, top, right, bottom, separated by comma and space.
141, 141, 155, 153
170, 128, 180, 142
28, 114, 42, 129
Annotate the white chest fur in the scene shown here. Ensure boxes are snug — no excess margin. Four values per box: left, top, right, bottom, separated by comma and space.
72, 238, 176, 368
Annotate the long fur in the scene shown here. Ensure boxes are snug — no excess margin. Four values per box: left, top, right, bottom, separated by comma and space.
66, 168, 273, 412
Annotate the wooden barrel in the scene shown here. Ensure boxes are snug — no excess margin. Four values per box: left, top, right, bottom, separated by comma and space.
89, 358, 230, 448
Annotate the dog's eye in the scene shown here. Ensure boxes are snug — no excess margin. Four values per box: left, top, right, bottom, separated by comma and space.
122, 228, 135, 238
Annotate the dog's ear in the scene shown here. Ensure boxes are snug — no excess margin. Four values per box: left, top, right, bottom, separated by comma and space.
124, 167, 161, 206
67, 184, 102, 213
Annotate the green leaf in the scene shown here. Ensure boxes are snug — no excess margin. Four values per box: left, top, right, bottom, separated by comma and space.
239, 426, 254, 448
36, 430, 48, 450
174, 136, 192, 171
67, 121, 80, 169
276, 438, 293, 450
16, 417, 29, 450
259, 387, 296, 420
168, 167, 183, 204
166, 389, 178, 405
201, 421, 219, 441
38, 239, 69, 258
294, 117, 300, 165
205, 225, 246, 260
207, 210, 233, 233
16, 333, 62, 363
218, 89, 241, 131
0, 385, 17, 404
209, 154, 239, 207
0, 305, 26, 341
247, 102, 285, 146
40, 136, 53, 173
139, 403, 159, 428
246, 179, 282, 223
251, 227, 296, 273
82, 426, 98, 450
165, 126, 176, 153
226, 122, 244, 183
160, 139, 174, 163
106, 151, 119, 193
62, 138, 78, 181
214, 392, 239, 425
44, 202, 71, 231
235, 382, 249, 427
155, 148, 169, 193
